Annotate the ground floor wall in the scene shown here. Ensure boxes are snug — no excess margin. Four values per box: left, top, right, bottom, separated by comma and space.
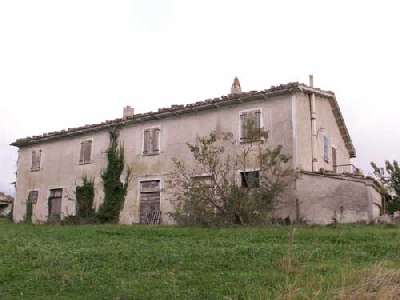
275, 172, 382, 224
14, 170, 382, 225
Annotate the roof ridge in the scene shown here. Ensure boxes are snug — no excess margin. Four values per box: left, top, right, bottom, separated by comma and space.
11, 82, 342, 149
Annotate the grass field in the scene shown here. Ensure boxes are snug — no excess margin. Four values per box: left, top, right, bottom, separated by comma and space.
1, 220, 400, 299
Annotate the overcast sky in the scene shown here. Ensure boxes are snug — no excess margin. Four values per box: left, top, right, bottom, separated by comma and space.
0, 0, 399, 195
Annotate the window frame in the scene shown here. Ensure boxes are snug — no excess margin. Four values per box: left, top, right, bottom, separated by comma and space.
239, 169, 261, 189
238, 108, 264, 143
31, 149, 42, 172
79, 138, 93, 165
47, 187, 64, 220
142, 126, 161, 156
27, 190, 39, 204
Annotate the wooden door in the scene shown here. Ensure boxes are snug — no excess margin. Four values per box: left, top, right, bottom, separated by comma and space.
48, 188, 63, 222
139, 180, 160, 224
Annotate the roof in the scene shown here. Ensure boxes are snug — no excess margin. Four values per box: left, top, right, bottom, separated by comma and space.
11, 82, 356, 157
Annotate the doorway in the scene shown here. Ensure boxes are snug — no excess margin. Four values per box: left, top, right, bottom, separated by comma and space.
139, 180, 161, 224
48, 188, 63, 222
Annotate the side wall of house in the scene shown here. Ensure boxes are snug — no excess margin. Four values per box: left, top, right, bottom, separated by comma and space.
13, 95, 294, 224
295, 94, 352, 172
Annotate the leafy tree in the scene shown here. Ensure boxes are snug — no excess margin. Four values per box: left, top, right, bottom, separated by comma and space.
168, 120, 295, 226
97, 129, 132, 223
371, 160, 400, 214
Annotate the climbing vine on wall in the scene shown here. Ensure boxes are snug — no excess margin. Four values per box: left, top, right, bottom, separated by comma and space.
76, 176, 95, 219
97, 128, 131, 223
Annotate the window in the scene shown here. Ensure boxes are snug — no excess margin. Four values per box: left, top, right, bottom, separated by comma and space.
143, 128, 160, 155
28, 191, 39, 204
332, 147, 337, 172
79, 140, 92, 164
31, 150, 41, 171
323, 136, 329, 163
192, 175, 212, 186
139, 180, 161, 224
240, 109, 262, 142
240, 171, 260, 188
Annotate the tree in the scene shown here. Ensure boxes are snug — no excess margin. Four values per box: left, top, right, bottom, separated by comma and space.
97, 129, 132, 223
371, 160, 400, 214
168, 120, 295, 226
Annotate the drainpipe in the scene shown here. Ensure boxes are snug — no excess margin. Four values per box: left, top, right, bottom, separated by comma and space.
309, 75, 318, 172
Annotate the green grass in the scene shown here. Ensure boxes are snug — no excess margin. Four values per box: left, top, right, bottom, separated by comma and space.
1, 221, 400, 299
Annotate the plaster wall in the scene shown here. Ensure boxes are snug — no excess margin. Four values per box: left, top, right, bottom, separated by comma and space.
13, 95, 294, 224
294, 94, 352, 172
295, 173, 380, 224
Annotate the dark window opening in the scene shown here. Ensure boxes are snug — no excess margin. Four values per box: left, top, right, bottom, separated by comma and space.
28, 191, 39, 204
240, 171, 260, 188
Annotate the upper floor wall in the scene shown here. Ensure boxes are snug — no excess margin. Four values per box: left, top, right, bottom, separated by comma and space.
295, 93, 353, 172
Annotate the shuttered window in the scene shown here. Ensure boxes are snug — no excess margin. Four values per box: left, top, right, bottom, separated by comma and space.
79, 140, 92, 164
143, 128, 160, 155
240, 110, 261, 142
28, 191, 39, 204
31, 150, 41, 171
323, 136, 329, 163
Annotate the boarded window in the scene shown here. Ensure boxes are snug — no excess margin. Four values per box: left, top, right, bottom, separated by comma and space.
139, 180, 161, 224
48, 188, 63, 221
28, 191, 39, 204
240, 110, 261, 142
143, 128, 160, 154
323, 136, 329, 163
79, 140, 92, 164
241, 171, 260, 188
31, 150, 41, 171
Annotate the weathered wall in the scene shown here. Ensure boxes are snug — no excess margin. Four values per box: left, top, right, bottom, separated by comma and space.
13, 94, 294, 224
294, 173, 381, 224
294, 93, 352, 172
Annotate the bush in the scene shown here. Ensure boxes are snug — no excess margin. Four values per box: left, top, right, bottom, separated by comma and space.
169, 124, 295, 226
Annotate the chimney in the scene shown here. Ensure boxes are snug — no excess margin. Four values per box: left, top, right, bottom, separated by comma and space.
309, 74, 314, 88
123, 106, 134, 119
230, 77, 242, 94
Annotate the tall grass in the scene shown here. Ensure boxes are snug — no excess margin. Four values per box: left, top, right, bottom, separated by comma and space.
1, 223, 400, 299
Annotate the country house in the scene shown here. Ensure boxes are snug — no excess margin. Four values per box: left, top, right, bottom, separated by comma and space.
11, 77, 382, 224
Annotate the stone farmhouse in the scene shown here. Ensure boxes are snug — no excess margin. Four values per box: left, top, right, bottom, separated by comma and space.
11, 77, 382, 224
